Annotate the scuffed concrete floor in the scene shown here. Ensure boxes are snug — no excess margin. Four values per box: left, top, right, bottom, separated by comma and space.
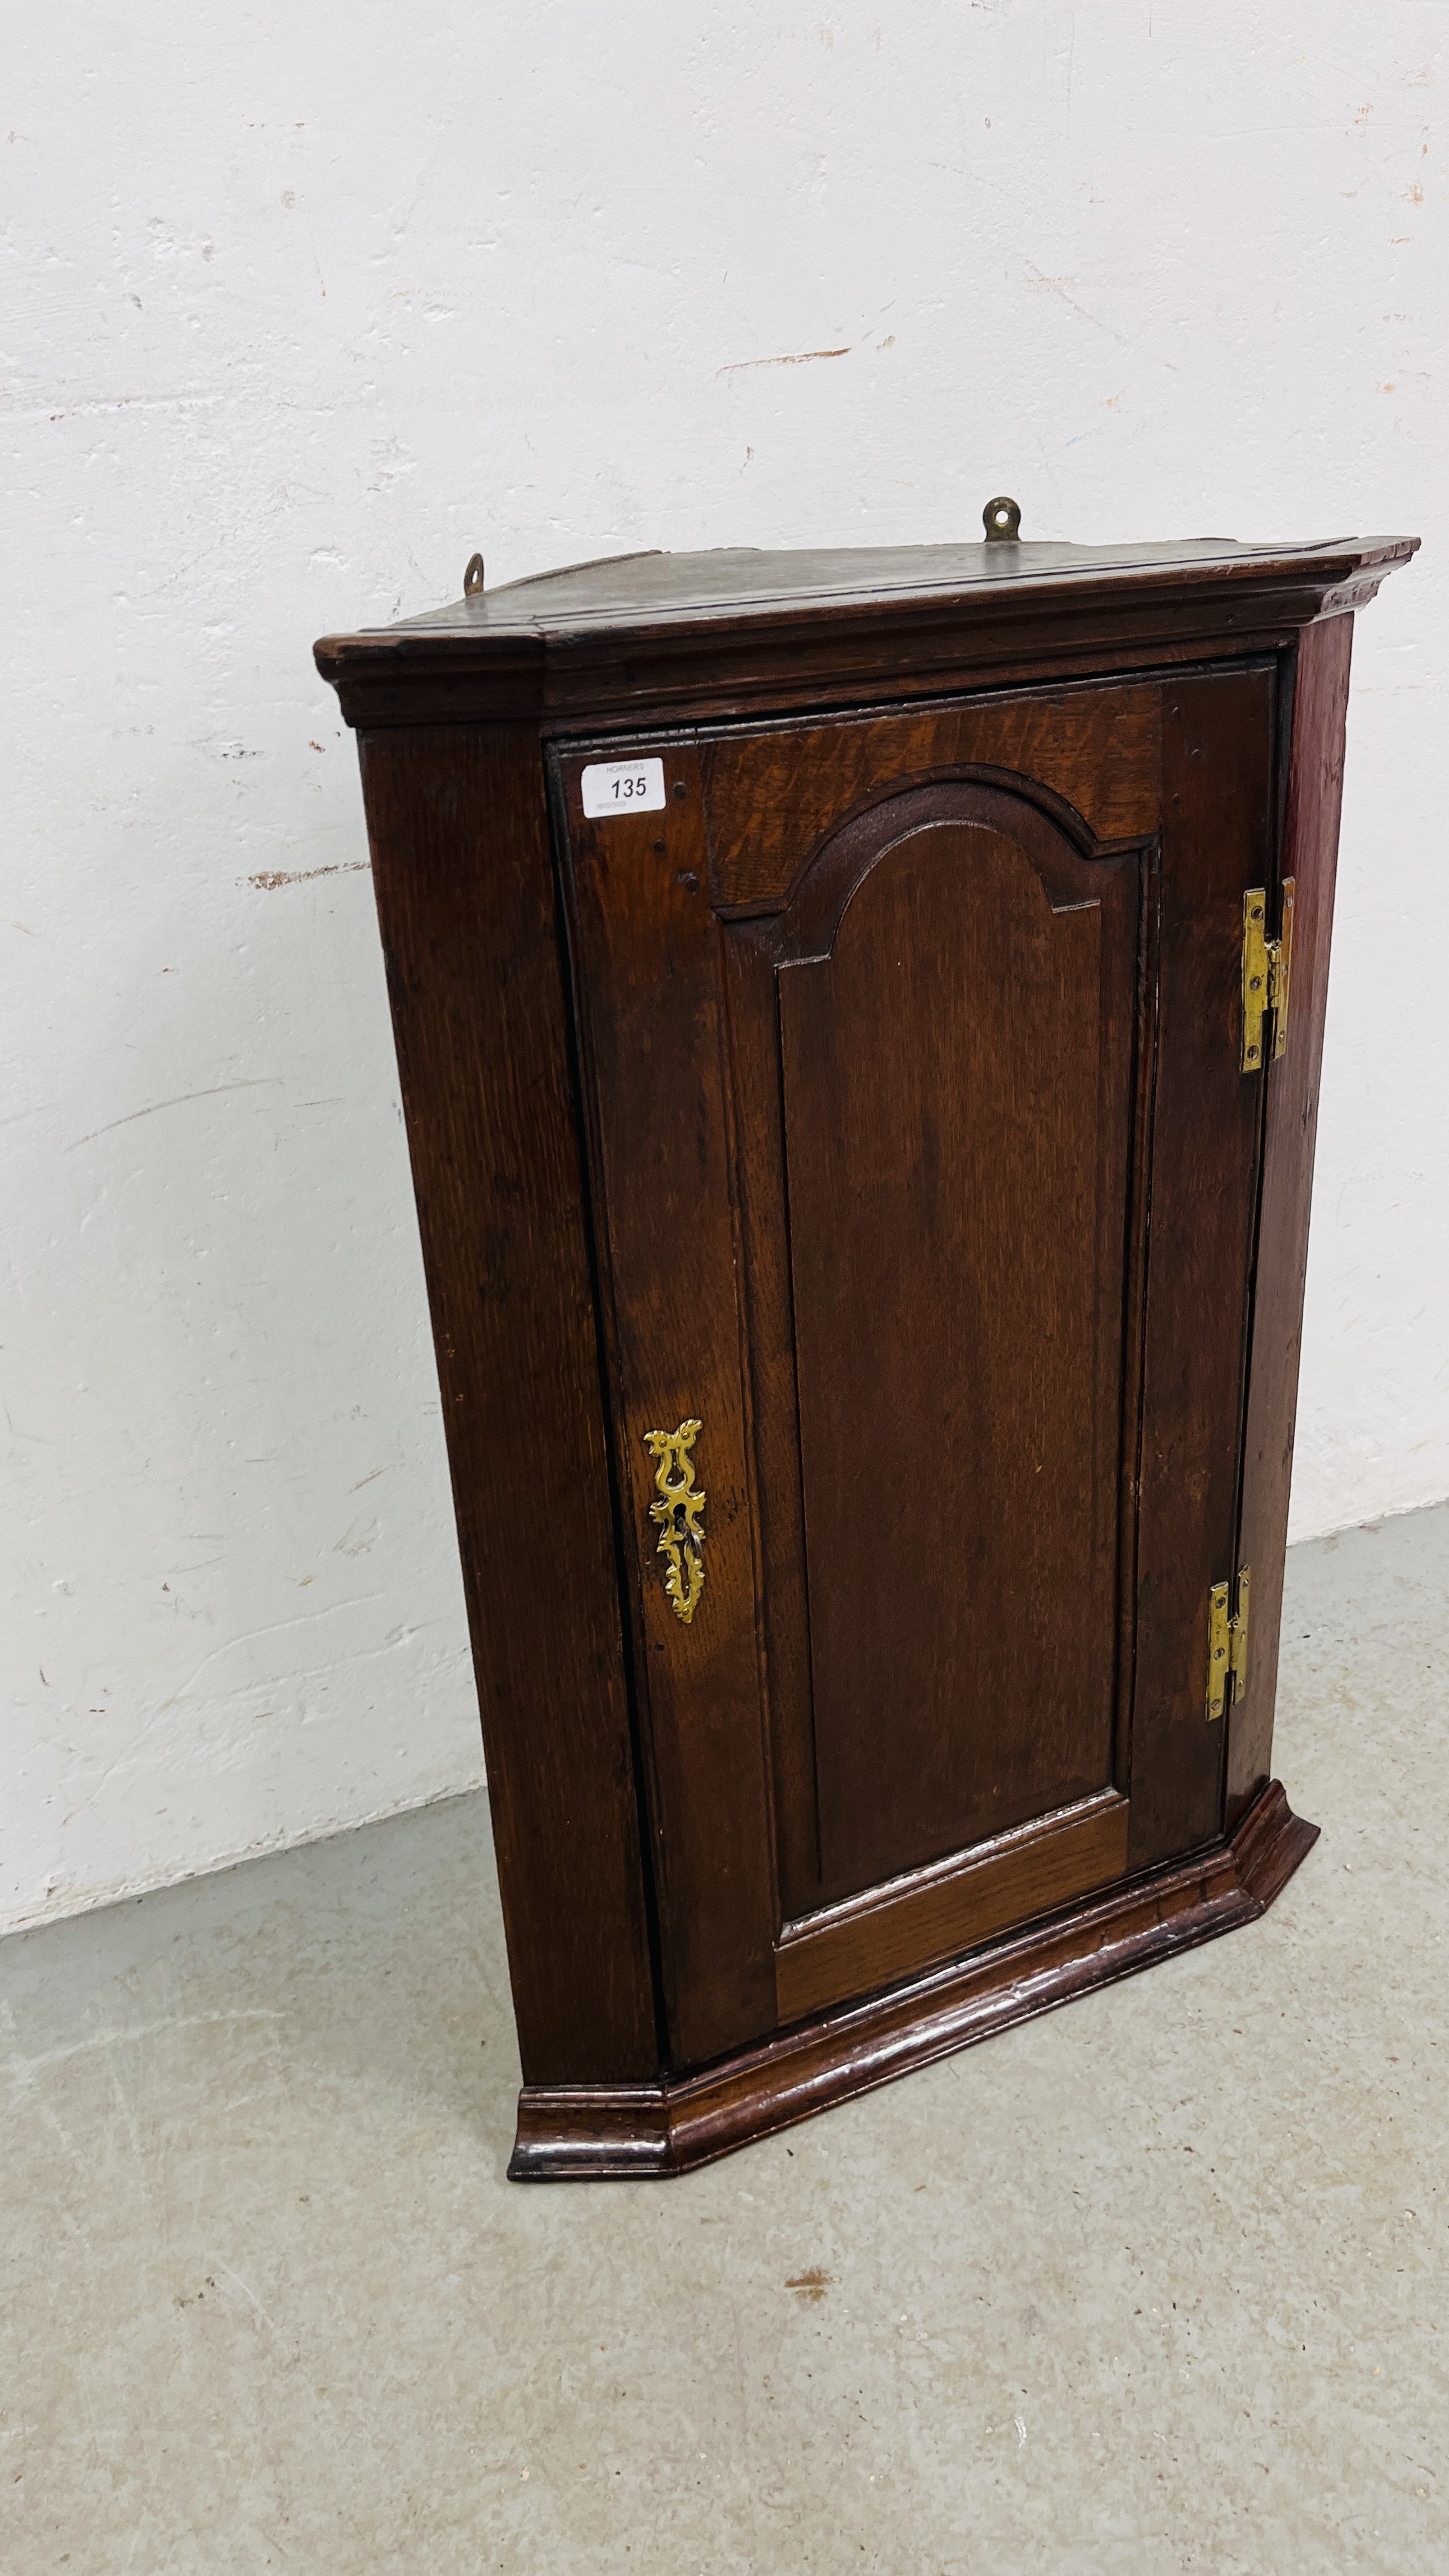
3, 1508, 1446, 2574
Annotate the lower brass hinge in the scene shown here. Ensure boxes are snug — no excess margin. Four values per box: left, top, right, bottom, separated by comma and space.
1241, 881, 1295, 1071
1206, 1566, 1252, 1721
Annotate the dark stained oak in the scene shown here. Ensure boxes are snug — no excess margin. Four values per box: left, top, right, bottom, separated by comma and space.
1230, 613, 1357, 1827
775, 1788, 1130, 2023
316, 523, 1416, 2177
510, 1778, 1318, 2179
774, 787, 1137, 1896
1124, 666, 1276, 1871
560, 737, 1156, 2007
316, 534, 1414, 732
556, 747, 778, 2069
354, 724, 658, 2085
701, 678, 1162, 910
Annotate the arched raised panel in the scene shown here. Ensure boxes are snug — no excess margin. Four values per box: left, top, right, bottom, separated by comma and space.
769, 781, 1149, 1897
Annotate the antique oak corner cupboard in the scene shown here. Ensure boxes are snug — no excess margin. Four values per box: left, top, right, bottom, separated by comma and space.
315, 507, 1416, 2181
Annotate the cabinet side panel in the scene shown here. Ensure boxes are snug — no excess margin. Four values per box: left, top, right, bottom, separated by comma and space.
356, 723, 659, 2086
1229, 615, 1355, 1826
1128, 667, 1275, 1871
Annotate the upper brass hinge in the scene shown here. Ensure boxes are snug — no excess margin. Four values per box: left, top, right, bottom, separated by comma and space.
1206, 1565, 1252, 1721
1241, 881, 1295, 1072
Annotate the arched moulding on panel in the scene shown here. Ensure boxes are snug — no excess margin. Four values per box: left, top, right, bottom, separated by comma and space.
768, 771, 1143, 968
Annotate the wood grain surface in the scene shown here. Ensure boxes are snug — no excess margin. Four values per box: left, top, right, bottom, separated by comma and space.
316, 528, 1414, 2174
773, 787, 1137, 1898
510, 1778, 1318, 2179
775, 1790, 1130, 2023
1230, 614, 1356, 1826
549, 666, 1290, 2063
316, 535, 1415, 732
1124, 665, 1276, 1872
356, 723, 659, 2086
702, 680, 1161, 910
555, 746, 779, 2069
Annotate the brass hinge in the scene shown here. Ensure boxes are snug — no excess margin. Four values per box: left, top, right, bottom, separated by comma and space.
1241, 881, 1294, 1071
1206, 1566, 1252, 1721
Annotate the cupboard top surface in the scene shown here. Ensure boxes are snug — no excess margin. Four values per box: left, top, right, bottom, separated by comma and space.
348, 533, 1415, 640
315, 532, 1416, 730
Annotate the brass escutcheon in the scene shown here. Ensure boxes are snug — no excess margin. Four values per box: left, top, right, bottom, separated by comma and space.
642, 1419, 706, 1625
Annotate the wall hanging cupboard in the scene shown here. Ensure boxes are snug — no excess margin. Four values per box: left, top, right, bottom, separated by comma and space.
316, 507, 1416, 2178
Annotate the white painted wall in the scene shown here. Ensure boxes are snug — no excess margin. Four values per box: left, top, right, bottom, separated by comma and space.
4, 3, 1443, 1933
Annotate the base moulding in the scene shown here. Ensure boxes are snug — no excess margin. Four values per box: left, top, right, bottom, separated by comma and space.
509, 1777, 1318, 2181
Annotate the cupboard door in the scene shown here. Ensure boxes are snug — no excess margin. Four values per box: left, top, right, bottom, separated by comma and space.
555, 668, 1271, 2064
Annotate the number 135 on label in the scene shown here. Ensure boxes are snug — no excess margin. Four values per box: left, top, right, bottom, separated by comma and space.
581, 757, 666, 818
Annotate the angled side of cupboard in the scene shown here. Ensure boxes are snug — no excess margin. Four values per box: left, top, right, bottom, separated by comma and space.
316, 523, 1416, 2178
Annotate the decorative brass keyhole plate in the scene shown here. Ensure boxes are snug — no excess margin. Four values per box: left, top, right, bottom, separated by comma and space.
643, 1418, 705, 1625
